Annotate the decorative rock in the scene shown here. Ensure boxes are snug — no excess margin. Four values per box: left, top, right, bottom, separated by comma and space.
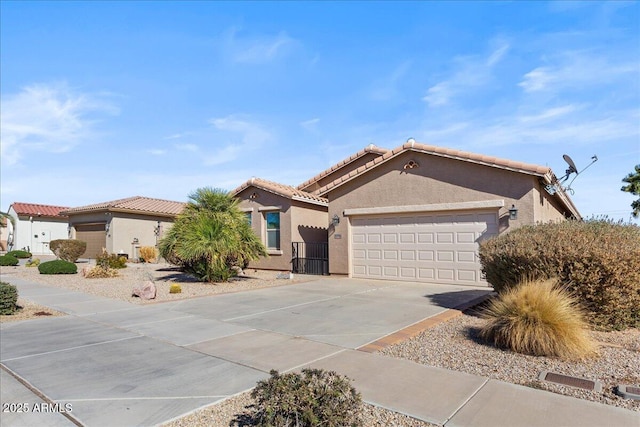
81, 266, 92, 277
132, 281, 156, 299
276, 272, 294, 280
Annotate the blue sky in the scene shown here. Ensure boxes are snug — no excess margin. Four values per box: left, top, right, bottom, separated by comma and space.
1, 1, 639, 222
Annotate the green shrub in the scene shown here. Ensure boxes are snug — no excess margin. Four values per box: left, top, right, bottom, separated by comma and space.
479, 278, 597, 360
0, 282, 18, 315
38, 260, 77, 275
25, 258, 41, 267
169, 283, 182, 294
479, 219, 640, 330
0, 255, 19, 266
95, 249, 127, 269
248, 369, 362, 427
50, 239, 86, 262
7, 250, 31, 259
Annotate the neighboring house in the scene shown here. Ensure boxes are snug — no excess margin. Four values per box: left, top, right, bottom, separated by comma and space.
7, 202, 70, 255
61, 196, 185, 259
234, 140, 580, 286
232, 178, 329, 272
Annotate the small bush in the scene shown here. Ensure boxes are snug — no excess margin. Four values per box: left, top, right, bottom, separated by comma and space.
139, 246, 158, 263
96, 249, 127, 269
479, 278, 597, 360
248, 369, 362, 427
7, 250, 31, 259
38, 260, 77, 275
479, 219, 640, 330
0, 255, 19, 266
0, 282, 18, 315
83, 265, 119, 278
50, 239, 86, 262
25, 258, 41, 267
169, 283, 182, 294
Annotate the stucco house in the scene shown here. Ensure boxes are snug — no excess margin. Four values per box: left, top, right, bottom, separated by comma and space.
234, 140, 580, 286
232, 178, 329, 272
7, 202, 71, 255
62, 196, 185, 259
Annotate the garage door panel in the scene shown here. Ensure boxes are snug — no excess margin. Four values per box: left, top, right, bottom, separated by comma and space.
400, 250, 415, 261
457, 270, 477, 282
351, 210, 497, 285
383, 250, 398, 260
383, 234, 397, 243
75, 224, 107, 259
418, 251, 434, 261
457, 251, 476, 263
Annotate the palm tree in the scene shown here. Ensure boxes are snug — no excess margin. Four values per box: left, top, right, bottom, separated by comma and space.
621, 165, 640, 218
159, 187, 267, 282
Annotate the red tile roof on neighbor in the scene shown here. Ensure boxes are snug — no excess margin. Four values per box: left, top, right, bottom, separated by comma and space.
314, 140, 555, 196
233, 178, 329, 206
10, 202, 70, 218
297, 144, 389, 191
62, 196, 186, 216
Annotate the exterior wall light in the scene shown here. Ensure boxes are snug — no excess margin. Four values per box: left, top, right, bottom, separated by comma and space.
105, 223, 110, 233
331, 214, 340, 226
509, 204, 518, 220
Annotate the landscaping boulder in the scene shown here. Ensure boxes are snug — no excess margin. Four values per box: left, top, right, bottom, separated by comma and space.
132, 281, 156, 300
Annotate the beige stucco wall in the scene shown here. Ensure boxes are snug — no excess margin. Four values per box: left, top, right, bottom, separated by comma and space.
237, 188, 293, 271
532, 183, 573, 223
110, 213, 174, 259
325, 151, 561, 275
9, 209, 68, 255
69, 211, 173, 259
290, 201, 328, 243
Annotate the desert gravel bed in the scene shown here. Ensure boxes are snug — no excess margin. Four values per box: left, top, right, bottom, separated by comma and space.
379, 310, 640, 412
0, 261, 313, 304
0, 298, 65, 323
162, 391, 436, 427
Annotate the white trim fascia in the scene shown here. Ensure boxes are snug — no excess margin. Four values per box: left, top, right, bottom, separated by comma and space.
258, 206, 283, 211
291, 195, 328, 207
240, 207, 254, 212
343, 200, 505, 216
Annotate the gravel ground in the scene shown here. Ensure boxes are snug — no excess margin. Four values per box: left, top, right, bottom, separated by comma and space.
2, 261, 638, 423
379, 309, 640, 412
162, 391, 436, 427
0, 261, 313, 305
0, 298, 65, 323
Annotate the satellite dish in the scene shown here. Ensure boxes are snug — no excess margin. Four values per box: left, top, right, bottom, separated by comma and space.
563, 154, 578, 175
547, 154, 598, 195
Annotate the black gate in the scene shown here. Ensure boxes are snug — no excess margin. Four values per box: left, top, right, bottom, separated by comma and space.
292, 242, 329, 275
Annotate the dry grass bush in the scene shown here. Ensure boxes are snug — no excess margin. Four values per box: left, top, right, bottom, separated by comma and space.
83, 266, 120, 278
479, 219, 640, 330
139, 246, 158, 263
479, 278, 597, 360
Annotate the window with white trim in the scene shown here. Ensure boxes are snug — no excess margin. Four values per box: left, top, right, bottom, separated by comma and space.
265, 211, 280, 250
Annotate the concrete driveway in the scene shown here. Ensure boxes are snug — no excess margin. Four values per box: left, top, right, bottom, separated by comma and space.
0, 276, 489, 426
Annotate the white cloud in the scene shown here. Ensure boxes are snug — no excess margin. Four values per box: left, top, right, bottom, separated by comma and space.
224, 28, 296, 64
370, 61, 412, 101
204, 115, 272, 165
300, 118, 320, 131
175, 143, 199, 152
423, 41, 510, 107
519, 51, 639, 93
0, 83, 117, 166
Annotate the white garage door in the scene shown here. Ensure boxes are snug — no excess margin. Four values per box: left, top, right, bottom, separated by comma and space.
351, 210, 499, 285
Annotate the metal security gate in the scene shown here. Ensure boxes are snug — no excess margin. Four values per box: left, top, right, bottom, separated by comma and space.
292, 242, 329, 275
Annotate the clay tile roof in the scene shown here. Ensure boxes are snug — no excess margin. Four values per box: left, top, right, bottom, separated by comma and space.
62, 196, 186, 216
233, 178, 328, 206
315, 141, 554, 196
10, 202, 70, 218
297, 144, 389, 191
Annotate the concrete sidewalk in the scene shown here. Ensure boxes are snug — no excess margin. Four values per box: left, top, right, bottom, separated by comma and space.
1, 276, 638, 427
